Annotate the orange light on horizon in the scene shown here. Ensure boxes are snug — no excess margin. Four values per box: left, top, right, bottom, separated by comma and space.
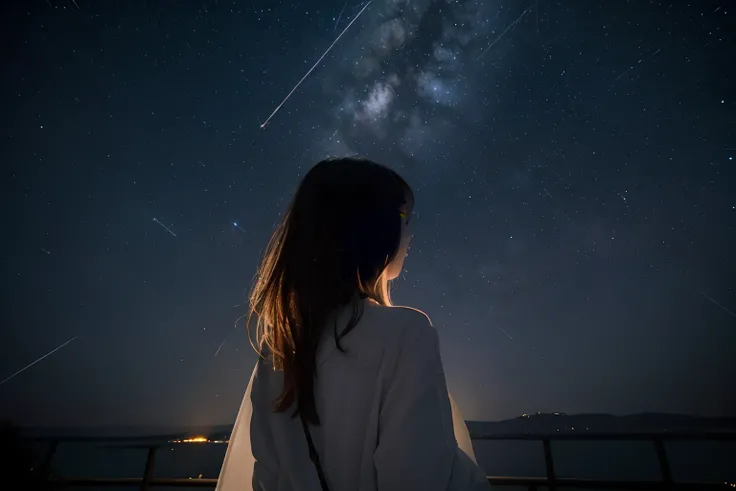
169, 436, 230, 444
175, 436, 209, 443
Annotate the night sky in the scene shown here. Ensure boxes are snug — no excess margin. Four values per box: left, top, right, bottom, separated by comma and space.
1, 0, 734, 428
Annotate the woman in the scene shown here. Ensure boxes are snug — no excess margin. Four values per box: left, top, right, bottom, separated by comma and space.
217, 157, 490, 491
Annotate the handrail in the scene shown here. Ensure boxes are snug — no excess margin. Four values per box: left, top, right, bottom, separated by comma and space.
471, 431, 736, 441
28, 432, 203, 443
40, 476, 736, 489
27, 430, 736, 443
27, 432, 736, 490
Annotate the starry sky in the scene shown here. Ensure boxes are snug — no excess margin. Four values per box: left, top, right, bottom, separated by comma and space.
1, 0, 734, 428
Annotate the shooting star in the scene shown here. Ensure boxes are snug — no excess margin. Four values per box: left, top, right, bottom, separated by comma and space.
333, 0, 348, 32
0, 336, 78, 387
214, 339, 227, 357
41, 247, 51, 255
498, 327, 514, 340
152, 217, 177, 237
215, 310, 250, 357
259, 0, 372, 129
700, 291, 736, 320
612, 60, 641, 83
478, 6, 532, 60
233, 221, 246, 233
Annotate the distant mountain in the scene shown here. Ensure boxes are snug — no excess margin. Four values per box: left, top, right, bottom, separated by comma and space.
466, 412, 736, 436
19, 413, 736, 440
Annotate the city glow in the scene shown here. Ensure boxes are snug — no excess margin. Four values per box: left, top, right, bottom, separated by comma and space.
169, 436, 229, 444
174, 436, 209, 443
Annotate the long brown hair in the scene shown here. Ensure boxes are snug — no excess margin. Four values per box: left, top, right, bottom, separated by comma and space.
248, 157, 414, 425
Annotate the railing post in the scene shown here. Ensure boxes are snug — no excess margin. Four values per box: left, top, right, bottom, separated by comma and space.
35, 439, 59, 489
542, 438, 556, 491
141, 445, 158, 491
653, 438, 673, 486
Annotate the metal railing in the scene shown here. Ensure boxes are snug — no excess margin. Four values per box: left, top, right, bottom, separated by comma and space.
26, 431, 736, 490
472, 432, 736, 490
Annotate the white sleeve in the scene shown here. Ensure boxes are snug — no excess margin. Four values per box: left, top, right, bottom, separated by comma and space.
216, 364, 257, 491
374, 315, 490, 491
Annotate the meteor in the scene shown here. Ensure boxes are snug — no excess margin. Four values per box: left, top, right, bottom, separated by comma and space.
333, 0, 348, 32
259, 0, 372, 129
477, 6, 532, 60
0, 336, 78, 387
153, 217, 177, 237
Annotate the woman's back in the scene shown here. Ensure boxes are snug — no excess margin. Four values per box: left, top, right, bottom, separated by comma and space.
241, 300, 489, 491
215, 158, 489, 490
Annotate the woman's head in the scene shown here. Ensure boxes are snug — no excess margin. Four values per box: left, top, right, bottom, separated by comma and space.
249, 157, 413, 423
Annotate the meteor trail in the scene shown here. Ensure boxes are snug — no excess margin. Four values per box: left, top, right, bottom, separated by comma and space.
498, 327, 514, 340
334, 0, 348, 32
478, 6, 532, 60
700, 291, 736, 320
259, 0, 372, 129
214, 339, 227, 357
0, 336, 78, 387
153, 217, 177, 237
